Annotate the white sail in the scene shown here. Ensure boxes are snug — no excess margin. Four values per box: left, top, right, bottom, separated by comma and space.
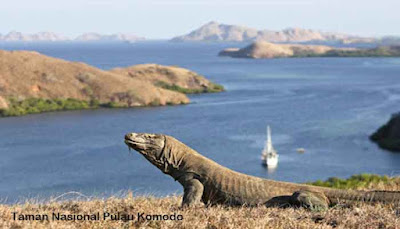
261, 125, 279, 167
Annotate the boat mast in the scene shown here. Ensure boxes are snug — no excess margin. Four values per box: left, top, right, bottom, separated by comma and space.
267, 125, 272, 153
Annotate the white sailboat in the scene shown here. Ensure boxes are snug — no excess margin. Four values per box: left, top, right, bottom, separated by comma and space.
261, 126, 279, 167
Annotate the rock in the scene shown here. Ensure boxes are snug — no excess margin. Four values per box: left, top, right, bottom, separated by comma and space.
370, 113, 400, 152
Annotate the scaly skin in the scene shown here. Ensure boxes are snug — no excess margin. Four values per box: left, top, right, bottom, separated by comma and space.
124, 133, 400, 209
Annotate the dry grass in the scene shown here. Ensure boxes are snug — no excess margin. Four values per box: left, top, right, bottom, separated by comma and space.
1, 179, 400, 229
1, 195, 399, 229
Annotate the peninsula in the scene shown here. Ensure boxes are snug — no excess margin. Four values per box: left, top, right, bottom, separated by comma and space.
0, 50, 223, 117
219, 41, 400, 59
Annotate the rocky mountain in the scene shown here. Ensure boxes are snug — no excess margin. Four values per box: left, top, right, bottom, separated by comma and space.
74, 33, 145, 42
370, 113, 400, 152
0, 50, 222, 116
171, 21, 371, 43
0, 31, 69, 41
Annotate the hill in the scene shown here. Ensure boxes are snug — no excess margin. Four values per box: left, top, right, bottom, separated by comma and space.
171, 21, 370, 43
0, 50, 222, 116
0, 174, 399, 228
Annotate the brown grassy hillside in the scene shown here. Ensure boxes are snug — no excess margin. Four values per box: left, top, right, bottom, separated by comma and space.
110, 64, 224, 94
1, 195, 399, 229
1, 175, 399, 228
0, 50, 189, 107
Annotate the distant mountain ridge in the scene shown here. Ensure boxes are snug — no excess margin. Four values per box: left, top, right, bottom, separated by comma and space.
0, 31, 69, 42
74, 33, 145, 42
171, 21, 375, 43
0, 31, 145, 42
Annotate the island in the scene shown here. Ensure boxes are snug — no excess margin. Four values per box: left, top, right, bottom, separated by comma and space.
0, 50, 223, 117
370, 113, 400, 152
219, 41, 400, 59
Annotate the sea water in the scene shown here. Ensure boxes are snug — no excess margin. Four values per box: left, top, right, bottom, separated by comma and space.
0, 41, 399, 203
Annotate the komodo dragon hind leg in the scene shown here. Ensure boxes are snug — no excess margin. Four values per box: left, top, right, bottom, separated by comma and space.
292, 190, 330, 211
179, 176, 204, 208
265, 190, 329, 211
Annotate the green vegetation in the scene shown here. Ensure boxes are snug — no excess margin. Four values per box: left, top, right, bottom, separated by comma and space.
0, 98, 97, 117
155, 81, 224, 94
307, 174, 399, 189
322, 46, 400, 57
295, 46, 400, 58
0, 96, 186, 117
291, 46, 400, 58
0, 97, 154, 117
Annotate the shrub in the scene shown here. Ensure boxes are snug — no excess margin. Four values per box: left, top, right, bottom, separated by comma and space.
307, 174, 396, 189
155, 81, 224, 94
0, 98, 98, 117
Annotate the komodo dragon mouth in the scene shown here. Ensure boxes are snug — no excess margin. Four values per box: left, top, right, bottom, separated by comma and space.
124, 134, 147, 150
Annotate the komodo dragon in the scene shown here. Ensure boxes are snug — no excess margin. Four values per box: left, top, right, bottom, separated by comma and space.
124, 132, 400, 210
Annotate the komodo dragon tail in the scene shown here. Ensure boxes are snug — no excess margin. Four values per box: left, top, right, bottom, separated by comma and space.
324, 189, 400, 204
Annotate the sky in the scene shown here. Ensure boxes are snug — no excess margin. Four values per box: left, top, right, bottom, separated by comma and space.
0, 0, 399, 39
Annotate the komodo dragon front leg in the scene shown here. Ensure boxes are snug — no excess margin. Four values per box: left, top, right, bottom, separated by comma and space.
178, 173, 204, 207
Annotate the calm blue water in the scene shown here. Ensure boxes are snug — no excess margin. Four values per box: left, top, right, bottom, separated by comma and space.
1, 42, 400, 203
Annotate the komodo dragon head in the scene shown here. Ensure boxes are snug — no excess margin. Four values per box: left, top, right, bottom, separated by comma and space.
124, 132, 174, 173
124, 132, 198, 176
125, 132, 165, 160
